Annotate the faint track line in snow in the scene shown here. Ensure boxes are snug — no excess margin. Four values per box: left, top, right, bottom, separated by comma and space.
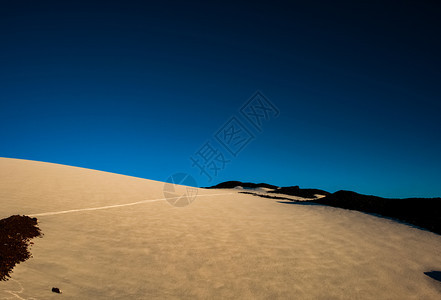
29, 193, 234, 217
2, 278, 37, 300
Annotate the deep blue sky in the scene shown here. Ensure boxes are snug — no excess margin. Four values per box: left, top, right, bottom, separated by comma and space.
1, 1, 440, 197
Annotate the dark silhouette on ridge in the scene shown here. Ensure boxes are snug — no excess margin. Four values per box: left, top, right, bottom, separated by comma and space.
206, 181, 328, 198
269, 186, 330, 198
206, 181, 278, 190
207, 181, 441, 235
310, 190, 441, 235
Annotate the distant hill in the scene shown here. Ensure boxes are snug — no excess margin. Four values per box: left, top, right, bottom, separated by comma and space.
206, 181, 329, 198
206, 181, 278, 190
312, 190, 441, 235
270, 186, 330, 198
206, 181, 441, 235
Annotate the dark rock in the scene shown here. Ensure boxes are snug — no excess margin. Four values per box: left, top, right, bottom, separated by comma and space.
425, 271, 441, 283
52, 287, 61, 294
0, 215, 42, 281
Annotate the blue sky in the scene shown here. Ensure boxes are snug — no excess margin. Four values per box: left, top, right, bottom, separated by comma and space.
1, 1, 440, 197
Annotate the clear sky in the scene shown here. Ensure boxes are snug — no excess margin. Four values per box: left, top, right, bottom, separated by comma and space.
1, 1, 440, 198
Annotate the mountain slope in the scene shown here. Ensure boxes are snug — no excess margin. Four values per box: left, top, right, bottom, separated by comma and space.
1, 158, 441, 299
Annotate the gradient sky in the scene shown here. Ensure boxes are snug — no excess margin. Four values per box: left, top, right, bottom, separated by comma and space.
1, 1, 440, 198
